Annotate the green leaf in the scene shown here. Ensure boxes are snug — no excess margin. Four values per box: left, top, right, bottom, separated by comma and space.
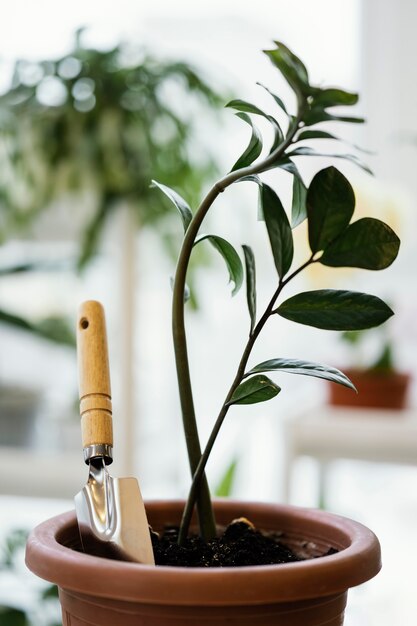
226, 99, 284, 151
247, 358, 356, 391
311, 88, 359, 108
260, 184, 293, 278
288, 146, 372, 175
295, 129, 371, 154
215, 459, 238, 497
226, 99, 266, 116
229, 375, 280, 405
0, 607, 29, 626
194, 234, 243, 296
238, 174, 262, 185
307, 167, 355, 253
276, 289, 394, 330
256, 82, 289, 115
304, 108, 365, 127
320, 218, 400, 270
273, 157, 303, 179
291, 176, 307, 227
0, 309, 75, 347
41, 584, 59, 599
151, 180, 193, 233
242, 244, 257, 333
263, 41, 310, 96
231, 112, 263, 171
297, 129, 338, 142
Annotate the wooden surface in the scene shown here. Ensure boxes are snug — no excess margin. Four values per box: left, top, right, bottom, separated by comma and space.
77, 301, 113, 449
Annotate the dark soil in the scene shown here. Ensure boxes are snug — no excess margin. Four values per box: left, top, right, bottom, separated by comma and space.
151, 518, 337, 568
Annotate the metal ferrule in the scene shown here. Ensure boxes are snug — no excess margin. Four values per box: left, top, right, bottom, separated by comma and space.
83, 444, 113, 465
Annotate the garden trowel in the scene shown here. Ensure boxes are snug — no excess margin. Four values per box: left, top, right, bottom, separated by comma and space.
75, 300, 154, 564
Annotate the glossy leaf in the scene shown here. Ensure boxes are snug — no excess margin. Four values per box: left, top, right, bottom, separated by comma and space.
276, 289, 394, 330
229, 374, 280, 405
247, 358, 356, 391
226, 99, 266, 116
295, 129, 371, 154
288, 146, 372, 175
256, 82, 289, 115
242, 244, 257, 332
320, 218, 400, 270
151, 180, 192, 233
311, 88, 359, 108
226, 99, 283, 152
260, 184, 293, 278
274, 157, 303, 179
291, 176, 307, 227
307, 167, 355, 253
231, 112, 263, 171
304, 108, 365, 127
264, 41, 310, 96
195, 234, 243, 296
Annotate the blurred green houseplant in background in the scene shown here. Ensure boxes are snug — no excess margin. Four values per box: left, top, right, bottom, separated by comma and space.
0, 29, 222, 339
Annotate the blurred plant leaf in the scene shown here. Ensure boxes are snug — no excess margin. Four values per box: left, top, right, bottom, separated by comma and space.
1, 529, 27, 568
320, 218, 400, 270
226, 99, 284, 151
310, 88, 359, 108
0, 607, 29, 626
194, 235, 243, 296
242, 244, 257, 333
247, 358, 356, 390
307, 167, 355, 254
276, 289, 394, 330
229, 374, 280, 405
214, 458, 238, 497
41, 585, 59, 600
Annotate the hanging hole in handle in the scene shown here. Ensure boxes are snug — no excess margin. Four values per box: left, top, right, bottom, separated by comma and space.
80, 318, 89, 330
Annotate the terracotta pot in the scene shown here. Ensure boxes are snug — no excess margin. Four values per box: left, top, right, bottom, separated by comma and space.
26, 500, 381, 626
328, 368, 411, 410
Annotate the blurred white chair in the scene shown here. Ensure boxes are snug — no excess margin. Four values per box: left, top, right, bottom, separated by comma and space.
282, 406, 417, 505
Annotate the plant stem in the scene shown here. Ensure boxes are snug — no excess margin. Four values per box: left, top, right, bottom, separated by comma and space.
172, 104, 305, 541
177, 255, 314, 544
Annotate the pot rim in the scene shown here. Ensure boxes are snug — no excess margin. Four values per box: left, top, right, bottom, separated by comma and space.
25, 499, 381, 605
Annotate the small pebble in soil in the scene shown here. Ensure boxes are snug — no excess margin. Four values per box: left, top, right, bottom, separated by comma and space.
151, 518, 306, 567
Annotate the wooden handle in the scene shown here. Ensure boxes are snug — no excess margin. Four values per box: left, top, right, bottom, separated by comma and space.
77, 301, 113, 458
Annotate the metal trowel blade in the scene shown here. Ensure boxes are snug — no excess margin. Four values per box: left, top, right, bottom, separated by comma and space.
75, 462, 155, 564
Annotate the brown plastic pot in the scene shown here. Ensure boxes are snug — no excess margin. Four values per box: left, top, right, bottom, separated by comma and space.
328, 368, 411, 410
26, 500, 381, 626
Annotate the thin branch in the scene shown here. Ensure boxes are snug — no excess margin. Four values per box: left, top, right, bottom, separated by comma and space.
177, 254, 314, 544
172, 101, 306, 541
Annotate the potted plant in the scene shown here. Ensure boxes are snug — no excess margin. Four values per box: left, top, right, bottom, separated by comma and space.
0, 29, 222, 272
328, 328, 410, 409
26, 41, 400, 625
